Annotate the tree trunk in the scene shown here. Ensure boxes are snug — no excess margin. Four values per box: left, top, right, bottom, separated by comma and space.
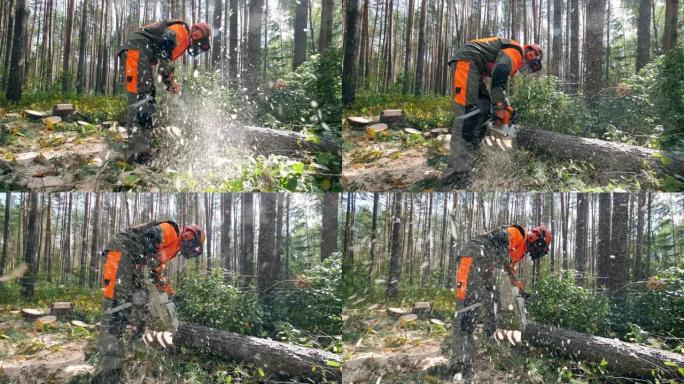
293, 0, 308, 69
319, 0, 333, 55
662, 0, 678, 52
321, 193, 339, 260
413, 0, 427, 96
257, 193, 276, 293
240, 125, 340, 157
551, 0, 562, 76
402, 0, 415, 94
78, 194, 90, 287
634, 192, 645, 280
76, 0, 89, 93
635, 0, 651, 71
0, 193, 11, 286
244, 0, 263, 96
583, 0, 605, 100
221, 193, 232, 274
386, 193, 403, 298
175, 322, 342, 381
240, 193, 254, 289
89, 193, 101, 288
204, 193, 214, 273
211, 0, 223, 69
228, 0, 238, 83
609, 193, 629, 292
523, 321, 684, 379
5, 0, 27, 102
367, 193, 380, 285
516, 126, 684, 177
569, 0, 579, 90
20, 193, 39, 298
597, 193, 611, 290
574, 193, 588, 283
342, 0, 360, 105
62, 0, 76, 93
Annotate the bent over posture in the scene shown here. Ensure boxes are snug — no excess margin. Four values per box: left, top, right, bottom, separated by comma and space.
120, 20, 212, 162
93, 221, 205, 383
444, 37, 543, 182
450, 223, 552, 379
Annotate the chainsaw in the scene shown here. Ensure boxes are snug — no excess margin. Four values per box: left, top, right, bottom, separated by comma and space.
510, 284, 528, 330
455, 93, 519, 140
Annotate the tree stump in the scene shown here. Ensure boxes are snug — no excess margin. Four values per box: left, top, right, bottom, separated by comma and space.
366, 123, 388, 139
387, 307, 408, 318
51, 302, 73, 320
35, 315, 57, 331
347, 116, 371, 128
52, 104, 75, 119
413, 302, 432, 317
24, 110, 46, 120
379, 109, 406, 128
399, 314, 418, 326
42, 116, 62, 129
21, 308, 46, 322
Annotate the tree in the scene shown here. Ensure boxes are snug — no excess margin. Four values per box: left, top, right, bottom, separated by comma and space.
212, 0, 223, 69
62, 0, 76, 93
584, 0, 606, 100
662, 0, 678, 52
76, 0, 89, 93
635, 0, 651, 71
634, 192, 646, 280
413, 0, 427, 96
319, 0, 334, 54
228, 0, 239, 82
20, 193, 39, 298
244, 0, 264, 95
401, 0, 415, 94
221, 194, 232, 273
78, 194, 90, 287
240, 194, 255, 288
575, 193, 589, 283
342, 0, 360, 104
367, 193, 379, 285
321, 193, 339, 260
293, 0, 309, 69
257, 193, 277, 293
551, 0, 563, 76
386, 193, 403, 298
0, 194, 10, 286
89, 193, 101, 288
569, 0, 579, 89
5, 0, 28, 102
609, 193, 629, 292
596, 193, 611, 289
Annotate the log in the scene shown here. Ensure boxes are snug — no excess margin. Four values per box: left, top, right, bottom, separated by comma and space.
523, 321, 684, 379
175, 322, 341, 382
241, 126, 340, 158
517, 127, 684, 177
21, 308, 45, 322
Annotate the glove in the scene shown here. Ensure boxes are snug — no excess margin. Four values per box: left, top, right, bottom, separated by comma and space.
167, 82, 181, 95
520, 291, 531, 300
494, 102, 514, 125
513, 280, 524, 291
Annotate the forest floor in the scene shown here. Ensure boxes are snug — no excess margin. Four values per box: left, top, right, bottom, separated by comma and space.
341, 126, 656, 192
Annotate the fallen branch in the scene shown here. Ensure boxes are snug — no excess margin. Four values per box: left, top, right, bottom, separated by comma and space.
175, 322, 342, 382
523, 321, 684, 380
517, 127, 684, 177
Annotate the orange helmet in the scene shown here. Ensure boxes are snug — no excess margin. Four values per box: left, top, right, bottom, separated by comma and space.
527, 225, 552, 260
189, 22, 212, 56
180, 224, 206, 257
523, 43, 543, 72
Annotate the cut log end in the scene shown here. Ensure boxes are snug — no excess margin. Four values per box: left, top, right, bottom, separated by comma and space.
21, 308, 46, 322
387, 307, 408, 317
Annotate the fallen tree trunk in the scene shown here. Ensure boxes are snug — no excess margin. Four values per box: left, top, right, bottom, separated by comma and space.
523, 321, 684, 379
242, 126, 340, 157
517, 127, 684, 177
175, 322, 342, 382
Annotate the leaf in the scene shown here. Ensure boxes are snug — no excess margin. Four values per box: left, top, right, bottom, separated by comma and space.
600, 358, 608, 367
122, 173, 140, 187
325, 360, 341, 368
257, 367, 266, 377
291, 161, 305, 174
663, 361, 677, 367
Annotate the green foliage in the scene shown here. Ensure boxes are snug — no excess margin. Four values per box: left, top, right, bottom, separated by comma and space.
219, 154, 323, 192
265, 256, 342, 337
510, 76, 590, 136
346, 93, 453, 130
258, 49, 342, 131
0, 281, 101, 323
527, 276, 611, 335
175, 268, 266, 336
612, 267, 684, 340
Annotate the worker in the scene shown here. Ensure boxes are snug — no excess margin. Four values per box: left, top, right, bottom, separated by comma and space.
92, 221, 206, 383
443, 37, 543, 184
119, 20, 212, 163
450, 222, 552, 379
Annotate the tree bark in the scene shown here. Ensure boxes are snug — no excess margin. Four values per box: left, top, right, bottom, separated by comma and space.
240, 193, 254, 289
62, 0, 76, 93
89, 193, 101, 288
293, 0, 308, 69
523, 321, 684, 379
583, 0, 605, 100
516, 126, 684, 177
662, 0, 678, 52
413, 0, 427, 96
597, 193, 611, 290
175, 322, 342, 381
244, 0, 263, 96
634, 192, 645, 280
386, 193, 403, 298
76, 0, 89, 93
367, 193, 379, 285
574, 193, 588, 283
211, 0, 223, 69
228, 0, 238, 83
321, 193, 339, 260
0, 193, 10, 286
20, 193, 39, 298
609, 193, 629, 292
5, 0, 27, 102
635, 0, 651, 71
257, 193, 276, 293
342, 0, 360, 105
401, 0, 415, 94
319, 0, 333, 55
551, 0, 563, 76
